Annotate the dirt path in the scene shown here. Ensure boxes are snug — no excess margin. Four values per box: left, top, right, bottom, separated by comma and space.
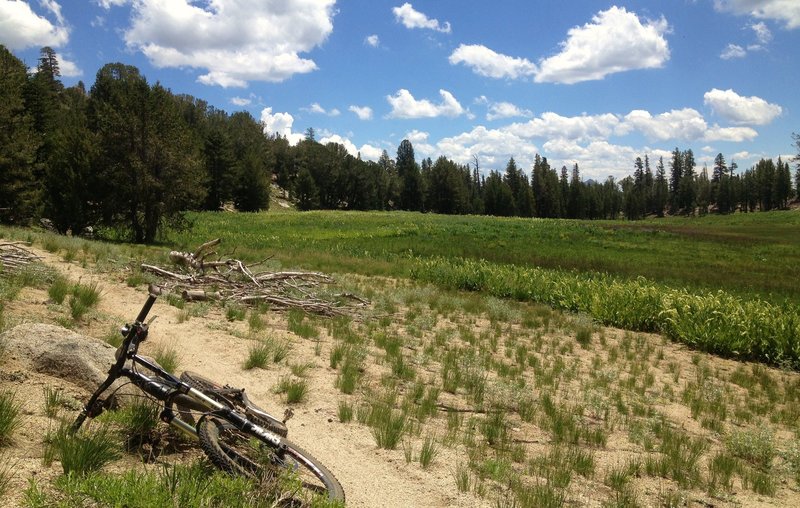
1, 248, 485, 508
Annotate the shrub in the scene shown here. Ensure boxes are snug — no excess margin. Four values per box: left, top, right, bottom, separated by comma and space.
726, 427, 775, 470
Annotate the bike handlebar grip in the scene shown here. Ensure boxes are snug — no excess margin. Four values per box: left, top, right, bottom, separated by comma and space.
135, 293, 158, 323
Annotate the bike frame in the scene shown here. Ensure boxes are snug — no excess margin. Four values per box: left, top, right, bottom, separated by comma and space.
72, 289, 283, 449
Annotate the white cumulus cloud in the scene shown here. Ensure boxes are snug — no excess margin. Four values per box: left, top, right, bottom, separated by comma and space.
750, 22, 773, 44
230, 97, 251, 107
704, 125, 759, 142
620, 109, 708, 142
114, 0, 335, 87
703, 88, 782, 125
303, 103, 340, 116
392, 3, 450, 33
434, 126, 538, 169
364, 34, 380, 47
535, 6, 670, 84
714, 0, 800, 29
0, 0, 70, 50
349, 105, 373, 120
449, 44, 537, 79
261, 107, 303, 144
508, 112, 621, 142
387, 89, 464, 119
57, 53, 82, 77
720, 43, 747, 59
319, 134, 383, 161
486, 102, 533, 121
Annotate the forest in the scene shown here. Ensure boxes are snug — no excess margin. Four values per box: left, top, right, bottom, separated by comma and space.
1, 46, 798, 243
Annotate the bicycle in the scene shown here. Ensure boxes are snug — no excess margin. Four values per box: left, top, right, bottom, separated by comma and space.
72, 286, 345, 503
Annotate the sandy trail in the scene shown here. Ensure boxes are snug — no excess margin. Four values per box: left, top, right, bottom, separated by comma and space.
1, 248, 484, 508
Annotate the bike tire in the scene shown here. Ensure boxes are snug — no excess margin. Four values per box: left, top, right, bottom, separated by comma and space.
197, 416, 344, 503
179, 371, 288, 437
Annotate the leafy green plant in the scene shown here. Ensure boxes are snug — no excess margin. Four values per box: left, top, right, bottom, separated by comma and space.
726, 427, 775, 470
67, 281, 102, 321
289, 361, 313, 377
72, 281, 101, 308
164, 292, 185, 309
270, 339, 291, 363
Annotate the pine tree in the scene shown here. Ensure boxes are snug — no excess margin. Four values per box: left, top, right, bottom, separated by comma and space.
696, 165, 711, 215
229, 111, 270, 212
483, 171, 515, 216
653, 157, 668, 217
203, 112, 236, 210
294, 167, 319, 210
45, 84, 95, 233
668, 148, 682, 214
773, 157, 791, 209
678, 149, 696, 214
89, 64, 205, 242
396, 139, 423, 211
644, 155, 654, 214
503, 157, 533, 217
793, 133, 800, 200
0, 45, 40, 224
567, 163, 583, 219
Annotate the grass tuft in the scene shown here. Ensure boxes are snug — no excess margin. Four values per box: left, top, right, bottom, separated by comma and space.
45, 422, 120, 476
0, 391, 22, 445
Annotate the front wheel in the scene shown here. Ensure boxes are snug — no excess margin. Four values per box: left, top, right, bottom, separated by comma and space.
197, 416, 344, 503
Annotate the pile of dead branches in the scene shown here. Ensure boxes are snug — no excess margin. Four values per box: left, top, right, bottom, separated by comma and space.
0, 242, 42, 273
141, 239, 367, 317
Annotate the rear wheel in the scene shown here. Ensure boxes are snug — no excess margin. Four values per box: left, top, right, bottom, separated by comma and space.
179, 371, 288, 437
197, 416, 344, 503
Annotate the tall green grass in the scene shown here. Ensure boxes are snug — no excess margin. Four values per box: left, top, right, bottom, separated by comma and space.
168, 210, 800, 302
411, 256, 800, 368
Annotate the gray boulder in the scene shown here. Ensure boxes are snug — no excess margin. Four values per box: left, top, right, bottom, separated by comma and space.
1, 323, 117, 392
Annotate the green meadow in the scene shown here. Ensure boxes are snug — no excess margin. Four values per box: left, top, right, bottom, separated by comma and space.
167, 209, 800, 367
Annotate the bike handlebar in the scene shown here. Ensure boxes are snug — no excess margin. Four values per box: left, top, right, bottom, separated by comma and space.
134, 285, 161, 323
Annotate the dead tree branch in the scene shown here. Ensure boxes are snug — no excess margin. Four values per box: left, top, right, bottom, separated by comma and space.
141, 239, 368, 317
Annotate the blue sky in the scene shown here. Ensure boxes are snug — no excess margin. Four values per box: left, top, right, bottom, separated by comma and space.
2, 0, 798, 180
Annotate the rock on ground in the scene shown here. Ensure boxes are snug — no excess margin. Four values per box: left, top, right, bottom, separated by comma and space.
1, 323, 117, 392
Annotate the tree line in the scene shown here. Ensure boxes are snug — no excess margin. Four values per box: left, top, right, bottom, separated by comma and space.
1, 46, 798, 242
